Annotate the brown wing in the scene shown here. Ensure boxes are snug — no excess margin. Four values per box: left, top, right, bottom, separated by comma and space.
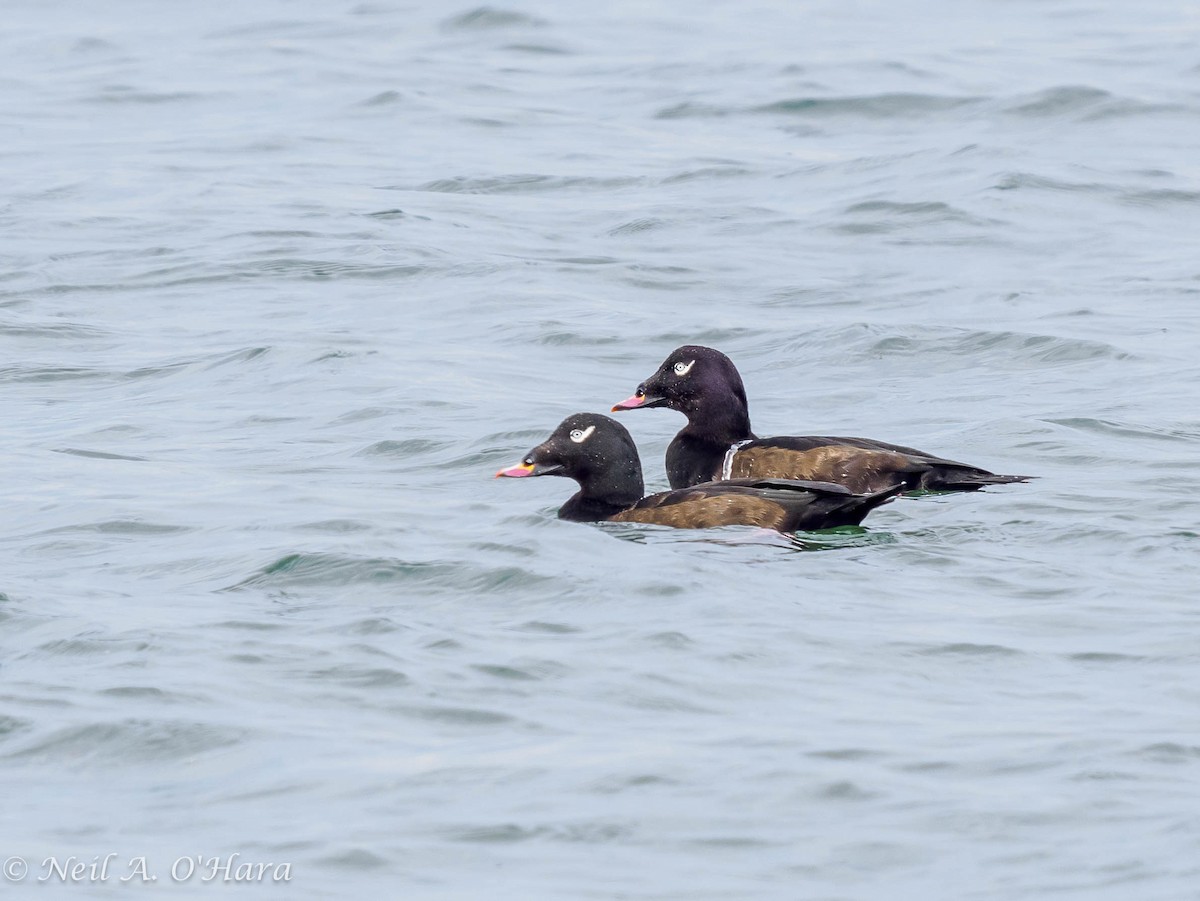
610, 492, 793, 530
608, 479, 896, 532
728, 444, 919, 494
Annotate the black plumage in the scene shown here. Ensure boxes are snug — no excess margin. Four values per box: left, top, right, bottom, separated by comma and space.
612, 345, 1031, 493
496, 413, 900, 532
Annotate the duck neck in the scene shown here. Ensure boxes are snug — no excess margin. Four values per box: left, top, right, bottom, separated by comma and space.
558, 461, 644, 521
682, 394, 754, 447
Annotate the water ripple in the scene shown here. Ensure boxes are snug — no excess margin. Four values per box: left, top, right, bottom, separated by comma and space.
756, 93, 984, 117
228, 553, 556, 595
416, 174, 643, 194
441, 7, 548, 31
6, 721, 245, 766
1002, 85, 1187, 121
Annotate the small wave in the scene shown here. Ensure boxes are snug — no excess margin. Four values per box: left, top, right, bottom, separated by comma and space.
315, 849, 389, 869
294, 519, 373, 533
206, 19, 330, 38
787, 527, 896, 552
660, 165, 751, 184
475, 427, 552, 444
1067, 652, 1149, 665
0, 715, 32, 741
228, 553, 556, 594
123, 359, 196, 380
516, 620, 580, 634
0, 365, 106, 384
503, 42, 571, 55
99, 686, 185, 701
659, 94, 981, 121
361, 90, 403, 106
5, 720, 244, 765
35, 636, 154, 656
364, 208, 418, 220
416, 174, 642, 194
38, 520, 191, 536
0, 321, 108, 340
540, 255, 620, 265
52, 448, 148, 462
357, 438, 453, 457
845, 200, 972, 217
914, 642, 1024, 657
806, 747, 883, 761
89, 87, 206, 105
655, 102, 733, 119
608, 217, 671, 236
1134, 742, 1200, 763
689, 835, 778, 848
755, 93, 983, 118
400, 705, 515, 725
440, 7, 548, 31
834, 200, 996, 235
118, 259, 435, 288
1120, 188, 1200, 207
330, 616, 406, 635
1002, 85, 1185, 121
535, 330, 624, 346
644, 631, 693, 649
0, 347, 270, 385
814, 780, 880, 802
992, 172, 1109, 194
448, 821, 630, 843
1004, 85, 1112, 117
590, 773, 676, 794
307, 665, 409, 688
331, 406, 394, 425
865, 328, 1131, 368
450, 823, 542, 843
471, 663, 540, 681
783, 323, 1129, 370
203, 346, 270, 368
244, 258, 429, 281
210, 620, 289, 632
650, 326, 764, 347
71, 37, 119, 53
1044, 418, 1194, 444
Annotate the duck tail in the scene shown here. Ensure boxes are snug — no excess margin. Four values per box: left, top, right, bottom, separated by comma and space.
930, 471, 1034, 491
836, 481, 906, 526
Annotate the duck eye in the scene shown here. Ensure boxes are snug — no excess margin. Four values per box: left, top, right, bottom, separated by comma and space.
569, 425, 595, 444
673, 360, 695, 376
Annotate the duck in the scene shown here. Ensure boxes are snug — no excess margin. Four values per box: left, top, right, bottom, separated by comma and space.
612, 345, 1030, 493
495, 413, 901, 532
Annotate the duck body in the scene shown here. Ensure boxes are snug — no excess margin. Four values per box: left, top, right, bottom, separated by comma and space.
608, 476, 902, 531
667, 430, 1028, 495
496, 413, 900, 532
614, 345, 1031, 493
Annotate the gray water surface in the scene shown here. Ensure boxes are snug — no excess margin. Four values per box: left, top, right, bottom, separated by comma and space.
3, 1, 1199, 898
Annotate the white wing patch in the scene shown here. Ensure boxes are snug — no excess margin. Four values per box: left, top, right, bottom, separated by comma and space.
569, 425, 596, 444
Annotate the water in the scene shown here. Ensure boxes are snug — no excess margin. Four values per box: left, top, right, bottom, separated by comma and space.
3, 0, 1199, 896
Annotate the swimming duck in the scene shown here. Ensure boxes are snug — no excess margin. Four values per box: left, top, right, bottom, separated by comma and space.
612, 345, 1030, 493
495, 413, 901, 532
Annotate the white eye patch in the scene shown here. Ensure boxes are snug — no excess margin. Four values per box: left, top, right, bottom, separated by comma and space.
569, 425, 595, 444
672, 359, 695, 376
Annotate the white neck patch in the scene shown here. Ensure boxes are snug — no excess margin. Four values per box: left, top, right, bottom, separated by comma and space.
569, 425, 595, 444
721, 439, 754, 479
